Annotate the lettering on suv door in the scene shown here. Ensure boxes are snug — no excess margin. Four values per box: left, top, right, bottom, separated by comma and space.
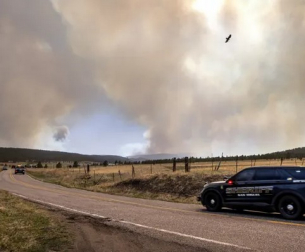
226, 186, 273, 197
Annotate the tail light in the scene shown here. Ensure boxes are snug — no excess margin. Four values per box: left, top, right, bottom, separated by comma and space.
228, 180, 233, 185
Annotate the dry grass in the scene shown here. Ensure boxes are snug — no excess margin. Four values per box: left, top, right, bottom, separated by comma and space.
29, 158, 304, 177
0, 190, 72, 252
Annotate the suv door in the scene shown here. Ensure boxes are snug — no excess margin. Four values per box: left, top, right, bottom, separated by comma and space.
250, 168, 286, 204
223, 168, 256, 203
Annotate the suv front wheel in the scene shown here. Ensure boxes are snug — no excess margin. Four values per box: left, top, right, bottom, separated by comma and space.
204, 192, 222, 212
278, 195, 303, 220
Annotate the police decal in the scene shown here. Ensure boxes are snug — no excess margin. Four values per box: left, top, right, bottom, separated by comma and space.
226, 186, 273, 196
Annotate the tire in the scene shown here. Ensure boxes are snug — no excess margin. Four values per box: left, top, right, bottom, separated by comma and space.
204, 192, 222, 212
278, 195, 303, 220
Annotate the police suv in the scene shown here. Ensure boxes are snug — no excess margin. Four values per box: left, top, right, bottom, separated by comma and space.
197, 166, 305, 220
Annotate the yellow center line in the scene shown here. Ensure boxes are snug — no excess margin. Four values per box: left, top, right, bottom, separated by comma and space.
9, 171, 305, 228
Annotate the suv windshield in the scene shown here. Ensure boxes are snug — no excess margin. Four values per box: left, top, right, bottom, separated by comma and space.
284, 168, 305, 179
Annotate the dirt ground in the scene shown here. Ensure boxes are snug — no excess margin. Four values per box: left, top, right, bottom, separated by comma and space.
43, 205, 207, 252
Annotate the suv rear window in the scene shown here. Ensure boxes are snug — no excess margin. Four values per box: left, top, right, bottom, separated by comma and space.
284, 168, 305, 179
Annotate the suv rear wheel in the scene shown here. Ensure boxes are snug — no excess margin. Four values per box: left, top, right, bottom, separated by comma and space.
204, 192, 222, 212
278, 195, 303, 220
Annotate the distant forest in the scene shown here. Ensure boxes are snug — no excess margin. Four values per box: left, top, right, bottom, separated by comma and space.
0, 148, 128, 163
141, 147, 305, 164
1, 146, 305, 165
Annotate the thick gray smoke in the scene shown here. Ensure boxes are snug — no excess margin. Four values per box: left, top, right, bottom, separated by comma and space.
53, 126, 69, 142
0, 0, 105, 149
1, 0, 305, 156
51, 0, 305, 155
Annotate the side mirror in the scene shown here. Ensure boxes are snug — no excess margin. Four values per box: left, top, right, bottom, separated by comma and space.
223, 176, 229, 181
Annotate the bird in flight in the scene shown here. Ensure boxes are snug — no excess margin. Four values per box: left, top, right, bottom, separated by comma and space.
225, 34, 232, 43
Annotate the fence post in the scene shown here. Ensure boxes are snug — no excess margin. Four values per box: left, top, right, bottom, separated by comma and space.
132, 165, 135, 178
216, 160, 221, 171
280, 158, 283, 166
235, 156, 238, 174
87, 164, 90, 174
211, 158, 214, 171
173, 158, 176, 172
150, 164, 153, 174
112, 173, 115, 182
118, 170, 122, 180
185, 157, 189, 172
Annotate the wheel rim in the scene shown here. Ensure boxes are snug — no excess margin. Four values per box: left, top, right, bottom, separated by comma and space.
206, 194, 217, 209
281, 199, 297, 216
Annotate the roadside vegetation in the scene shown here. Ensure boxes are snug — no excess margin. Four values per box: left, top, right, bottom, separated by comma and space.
28, 169, 228, 203
0, 190, 72, 252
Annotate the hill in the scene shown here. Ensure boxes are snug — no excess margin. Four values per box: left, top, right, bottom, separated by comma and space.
128, 153, 188, 162
0, 148, 128, 163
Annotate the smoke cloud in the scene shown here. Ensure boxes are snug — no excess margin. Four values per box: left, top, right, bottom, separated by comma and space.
0, 0, 105, 149
1, 0, 305, 156
53, 126, 69, 142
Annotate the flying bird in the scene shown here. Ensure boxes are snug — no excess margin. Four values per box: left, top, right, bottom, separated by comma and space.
225, 34, 232, 43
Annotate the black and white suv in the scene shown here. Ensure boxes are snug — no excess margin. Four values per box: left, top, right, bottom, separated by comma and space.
198, 166, 305, 220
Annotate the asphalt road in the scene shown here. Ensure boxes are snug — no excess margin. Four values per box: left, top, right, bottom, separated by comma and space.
1, 170, 305, 252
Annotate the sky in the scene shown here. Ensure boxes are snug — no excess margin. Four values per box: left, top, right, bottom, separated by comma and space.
1, 0, 305, 157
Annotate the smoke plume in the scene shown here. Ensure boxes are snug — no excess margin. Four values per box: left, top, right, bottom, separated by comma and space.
0, 0, 105, 149
53, 126, 69, 142
1, 0, 305, 156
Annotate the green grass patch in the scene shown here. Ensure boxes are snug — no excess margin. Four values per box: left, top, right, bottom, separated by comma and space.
0, 190, 72, 252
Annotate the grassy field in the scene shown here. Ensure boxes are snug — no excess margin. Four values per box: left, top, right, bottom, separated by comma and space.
0, 190, 72, 252
29, 158, 304, 179
27, 158, 303, 203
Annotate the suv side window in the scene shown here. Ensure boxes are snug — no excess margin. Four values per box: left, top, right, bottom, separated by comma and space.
235, 169, 255, 181
284, 168, 305, 179
253, 169, 281, 180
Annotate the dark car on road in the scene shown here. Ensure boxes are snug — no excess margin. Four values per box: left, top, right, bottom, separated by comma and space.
198, 166, 305, 220
14, 165, 25, 175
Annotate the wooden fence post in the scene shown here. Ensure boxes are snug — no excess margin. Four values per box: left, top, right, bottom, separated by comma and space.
173, 158, 176, 172
185, 157, 189, 172
235, 156, 238, 174
211, 158, 214, 171
150, 164, 153, 174
118, 170, 122, 180
216, 160, 221, 171
132, 165, 135, 178
280, 158, 283, 166
112, 173, 115, 182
